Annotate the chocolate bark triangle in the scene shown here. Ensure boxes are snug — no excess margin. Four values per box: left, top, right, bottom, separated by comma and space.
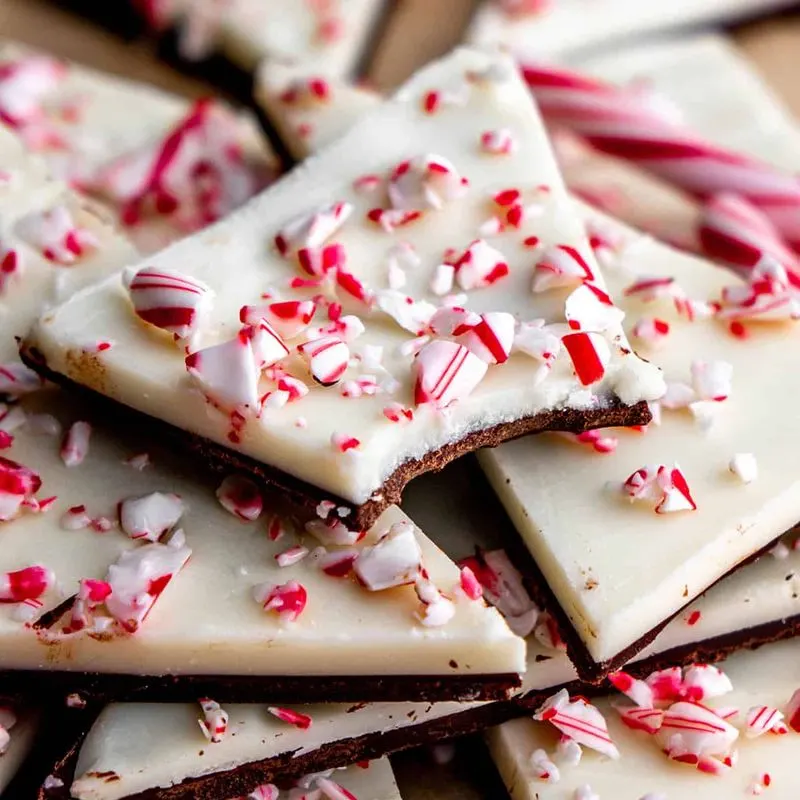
0, 122, 524, 702
23, 47, 664, 533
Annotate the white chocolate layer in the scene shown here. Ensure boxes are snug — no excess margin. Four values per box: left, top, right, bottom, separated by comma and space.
72, 700, 472, 800
0, 709, 38, 795
26, 48, 662, 507
468, 0, 796, 61
159, 0, 384, 75
0, 123, 524, 678
0, 40, 277, 255
488, 637, 800, 800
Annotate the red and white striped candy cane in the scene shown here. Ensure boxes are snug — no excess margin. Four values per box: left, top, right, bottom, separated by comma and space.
520, 63, 800, 251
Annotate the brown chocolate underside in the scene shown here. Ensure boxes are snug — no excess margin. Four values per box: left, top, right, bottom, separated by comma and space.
20, 346, 652, 532
0, 670, 519, 706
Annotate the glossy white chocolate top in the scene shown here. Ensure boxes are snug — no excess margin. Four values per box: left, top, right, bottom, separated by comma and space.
26, 48, 663, 507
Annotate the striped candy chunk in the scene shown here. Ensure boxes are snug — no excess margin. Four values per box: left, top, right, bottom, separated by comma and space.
124, 266, 212, 339
513, 320, 562, 370
243, 321, 290, 371
645, 666, 685, 703
413, 340, 488, 407
718, 257, 800, 323
698, 193, 800, 287
561, 331, 610, 386
745, 705, 787, 738
15, 205, 97, 264
0, 565, 54, 603
535, 689, 620, 759
185, 333, 261, 410
0, 240, 21, 295
240, 300, 316, 339
520, 62, 800, 251
198, 698, 228, 743
387, 154, 468, 212
621, 464, 697, 514
609, 671, 655, 708
453, 311, 515, 364
453, 239, 509, 290
274, 201, 353, 257
253, 580, 308, 623
297, 241, 346, 277
564, 283, 624, 332
297, 335, 350, 386
118, 492, 184, 542
315, 777, 358, 800
532, 244, 595, 293
0, 456, 42, 522
268, 706, 313, 730
104, 535, 192, 634
0, 362, 42, 397
631, 317, 670, 346
354, 521, 423, 591
615, 705, 664, 735
682, 664, 733, 702
657, 701, 739, 761
0, 56, 65, 128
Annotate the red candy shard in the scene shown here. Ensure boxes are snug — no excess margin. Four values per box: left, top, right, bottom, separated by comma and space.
267, 706, 313, 730
562, 331, 610, 385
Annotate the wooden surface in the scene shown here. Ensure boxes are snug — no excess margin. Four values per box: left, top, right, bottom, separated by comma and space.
0, 1, 798, 798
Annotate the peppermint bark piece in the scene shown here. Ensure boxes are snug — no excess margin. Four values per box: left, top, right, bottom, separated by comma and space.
0, 40, 278, 254
487, 637, 800, 799
132, 0, 386, 76
24, 48, 663, 532
0, 707, 38, 795
0, 123, 524, 702
467, 0, 796, 62
480, 204, 800, 679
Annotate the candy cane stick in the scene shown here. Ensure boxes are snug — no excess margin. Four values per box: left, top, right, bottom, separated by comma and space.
520, 63, 800, 251
697, 193, 800, 287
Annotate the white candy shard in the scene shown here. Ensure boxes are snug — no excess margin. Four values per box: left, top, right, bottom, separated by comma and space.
530, 748, 560, 783
15, 205, 96, 264
532, 244, 595, 292
60, 420, 92, 467
119, 492, 184, 542
729, 453, 757, 484
274, 201, 352, 257
185, 333, 260, 410
353, 520, 423, 591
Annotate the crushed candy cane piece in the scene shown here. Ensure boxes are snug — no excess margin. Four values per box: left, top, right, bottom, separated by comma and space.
198, 698, 228, 743
316, 777, 358, 800
453, 312, 515, 364
691, 360, 733, 402
331, 432, 360, 453
268, 706, 312, 730
682, 664, 733, 702
387, 154, 468, 212
556, 738, 582, 766
562, 331, 610, 386
305, 517, 363, 547
16, 205, 96, 264
785, 688, 800, 732
564, 282, 624, 332
616, 705, 664, 735
216, 475, 263, 521
414, 578, 456, 627
254, 580, 307, 622
718, 257, 800, 322
61, 505, 91, 531
657, 701, 738, 764
535, 690, 620, 759
430, 263, 455, 296
530, 748, 560, 783
414, 340, 487, 407
275, 545, 309, 568
609, 671, 654, 708
186, 333, 260, 410
383, 403, 413, 423
0, 565, 54, 603
119, 492, 184, 542
453, 239, 509, 290
60, 421, 91, 467
533, 611, 566, 652
459, 566, 483, 600
480, 128, 517, 155
353, 520, 422, 591
0, 362, 42, 397
242, 321, 290, 371
621, 464, 697, 514
532, 244, 595, 292
729, 453, 757, 484
124, 267, 212, 339
745, 705, 787, 738
298, 335, 350, 386
632, 317, 670, 345
297, 242, 346, 277
0, 456, 42, 522
275, 202, 352, 257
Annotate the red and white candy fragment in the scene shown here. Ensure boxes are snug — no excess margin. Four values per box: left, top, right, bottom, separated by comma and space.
454, 312, 515, 364
784, 688, 800, 733
559, 429, 618, 455
458, 549, 539, 637
513, 321, 561, 378
60, 421, 92, 467
0, 55, 65, 128
632, 317, 670, 346
621, 464, 697, 514
656, 701, 739, 771
452, 239, 509, 290
297, 335, 350, 386
216, 475, 263, 521
63, 578, 112, 635
414, 578, 456, 627
0, 565, 54, 603
375, 290, 436, 336
529, 749, 560, 783
253, 580, 307, 623
244, 786, 279, 800
198, 698, 228, 743
414, 340, 488, 407
532, 245, 595, 293
521, 61, 800, 251
353, 521, 422, 591
240, 300, 316, 340
267, 706, 313, 730
562, 331, 610, 386
744, 705, 788, 738
0, 362, 42, 397
564, 282, 625, 332
698, 193, 800, 286
0, 240, 21, 296
124, 266, 212, 339
717, 257, 800, 323
274, 202, 353, 258
315, 777, 359, 800
15, 205, 96, 264
387, 155, 468, 212
118, 492, 184, 542
534, 690, 620, 759
246, 320, 291, 371
0, 456, 43, 522
480, 128, 517, 155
